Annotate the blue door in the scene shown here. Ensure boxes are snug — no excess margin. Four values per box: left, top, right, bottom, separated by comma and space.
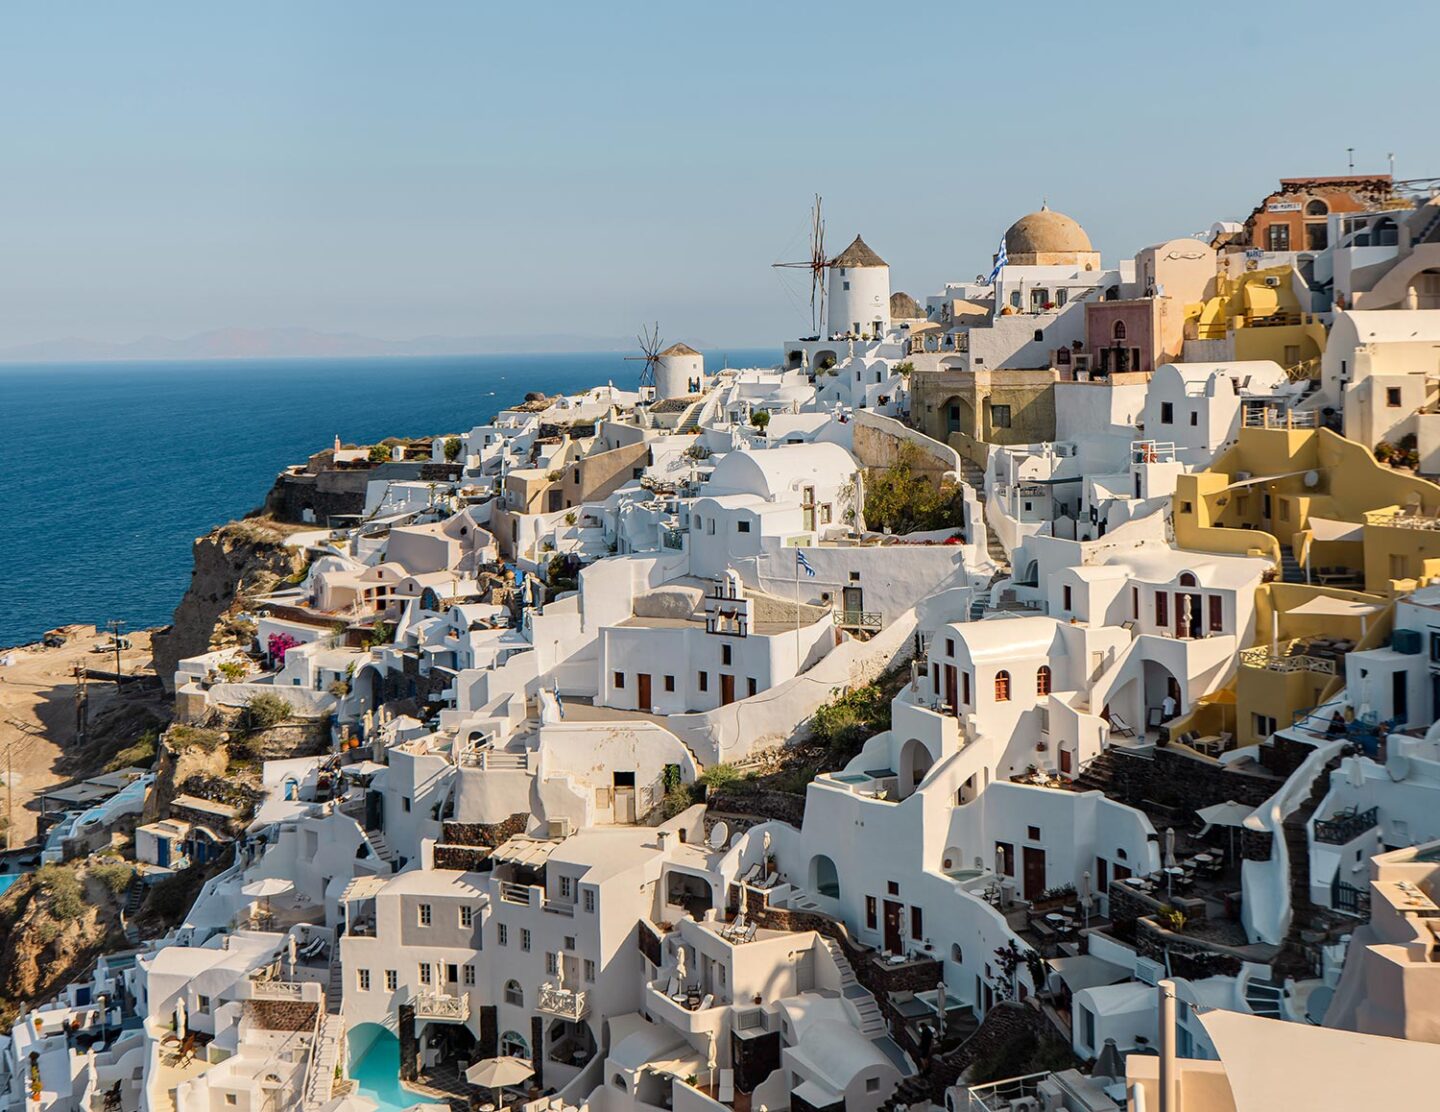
156, 837, 170, 867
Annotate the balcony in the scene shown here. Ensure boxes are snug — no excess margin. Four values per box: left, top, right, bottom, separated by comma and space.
411, 991, 470, 1023
536, 983, 589, 1021
834, 609, 882, 632
1238, 646, 1336, 675
1314, 806, 1379, 845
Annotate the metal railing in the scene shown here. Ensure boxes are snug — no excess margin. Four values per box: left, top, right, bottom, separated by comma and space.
1314, 806, 1379, 845
834, 609, 883, 630
1332, 875, 1372, 918
1239, 647, 1336, 675
1132, 440, 1177, 464
661, 526, 686, 550
536, 984, 589, 1021
249, 980, 309, 1000
1242, 407, 1318, 429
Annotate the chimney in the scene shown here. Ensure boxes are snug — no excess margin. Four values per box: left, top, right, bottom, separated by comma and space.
657, 831, 671, 851
1157, 978, 1177, 1112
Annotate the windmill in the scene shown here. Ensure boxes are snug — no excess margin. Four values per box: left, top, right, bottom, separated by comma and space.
772, 194, 828, 338
626, 322, 664, 395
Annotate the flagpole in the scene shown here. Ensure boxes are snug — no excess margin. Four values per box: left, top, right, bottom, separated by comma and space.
794, 548, 801, 665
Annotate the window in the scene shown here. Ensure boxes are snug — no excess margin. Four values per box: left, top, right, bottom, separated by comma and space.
1132, 586, 1140, 620
951, 942, 964, 964
1027, 825, 1041, 841
722, 644, 732, 666
994, 671, 1011, 701
197, 994, 211, 1014
1267, 223, 1291, 251
446, 963, 458, 983
1430, 632, 1440, 663
1387, 387, 1403, 408
498, 924, 509, 946
945, 637, 955, 656
1062, 585, 1072, 611
1010, 291, 1022, 309
843, 280, 850, 290
559, 876, 572, 899
583, 889, 596, 913
1036, 666, 1051, 696
613, 671, 625, 689
962, 670, 971, 705
464, 964, 475, 985
887, 881, 900, 896
521, 928, 532, 952
747, 677, 758, 697
866, 1078, 881, 1094
996, 842, 1015, 877
546, 952, 559, 975
385, 970, 397, 991
1156, 592, 1169, 627
419, 903, 432, 926
698, 671, 709, 692
504, 980, 523, 1006
737, 520, 751, 533
911, 905, 924, 940
991, 404, 1012, 429
460, 905, 473, 927
1113, 321, 1127, 341
584, 959, 596, 982
1056, 288, 1068, 307
419, 964, 433, 985
663, 675, 675, 692
1179, 572, 1198, 587
1208, 595, 1223, 633
1080, 1005, 1096, 1051
1160, 401, 1174, 425
865, 896, 877, 929
1033, 329, 1044, 342
1253, 713, 1277, 738
1305, 199, 1328, 217
402, 796, 412, 813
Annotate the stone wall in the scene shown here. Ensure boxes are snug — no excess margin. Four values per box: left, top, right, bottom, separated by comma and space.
707, 789, 805, 826
441, 814, 528, 847
1105, 746, 1277, 813
244, 999, 318, 1032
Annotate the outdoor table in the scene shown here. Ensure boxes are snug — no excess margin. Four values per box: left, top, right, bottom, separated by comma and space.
1045, 912, 1065, 924
1193, 853, 1214, 864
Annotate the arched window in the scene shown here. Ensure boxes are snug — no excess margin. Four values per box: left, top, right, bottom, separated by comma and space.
504, 980, 523, 1007
1113, 321, 1127, 341
994, 671, 1011, 702
1305, 199, 1328, 217
951, 943, 964, 964
1036, 666, 1052, 696
1178, 572, 1198, 587
812, 855, 840, 899
500, 1031, 529, 1058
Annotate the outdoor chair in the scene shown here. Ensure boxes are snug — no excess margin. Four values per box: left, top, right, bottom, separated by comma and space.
717, 1070, 734, 1103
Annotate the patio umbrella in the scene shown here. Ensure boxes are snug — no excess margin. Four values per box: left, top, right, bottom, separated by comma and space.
1164, 828, 1177, 899
674, 945, 688, 986
1196, 800, 1251, 831
1079, 871, 1092, 928
466, 1056, 535, 1101
242, 877, 294, 920
174, 998, 186, 1037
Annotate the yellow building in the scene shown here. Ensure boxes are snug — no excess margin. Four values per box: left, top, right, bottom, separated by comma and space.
1189, 266, 1327, 371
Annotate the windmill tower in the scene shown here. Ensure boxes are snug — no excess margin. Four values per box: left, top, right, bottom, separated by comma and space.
626, 322, 664, 401
772, 194, 828, 338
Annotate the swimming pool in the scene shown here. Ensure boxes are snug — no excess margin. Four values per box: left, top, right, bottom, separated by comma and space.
0, 875, 23, 898
350, 1028, 431, 1112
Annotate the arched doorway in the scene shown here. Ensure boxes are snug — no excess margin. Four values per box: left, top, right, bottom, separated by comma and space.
898, 738, 934, 797
810, 854, 840, 899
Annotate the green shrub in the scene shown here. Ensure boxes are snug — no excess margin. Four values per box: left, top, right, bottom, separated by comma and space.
107, 729, 159, 771
368, 444, 392, 463
244, 692, 291, 732
864, 442, 966, 535
35, 864, 85, 921
809, 682, 891, 761
699, 764, 741, 791
90, 861, 136, 897
444, 436, 463, 461
217, 660, 248, 683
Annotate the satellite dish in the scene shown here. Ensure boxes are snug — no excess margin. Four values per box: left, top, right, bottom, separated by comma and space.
1304, 470, 1320, 488
708, 821, 729, 849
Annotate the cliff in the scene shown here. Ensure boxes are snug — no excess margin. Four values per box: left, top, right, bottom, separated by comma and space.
152, 517, 310, 691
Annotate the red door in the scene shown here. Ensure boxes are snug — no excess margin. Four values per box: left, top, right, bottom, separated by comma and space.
1023, 846, 1047, 902
637, 673, 652, 713
883, 900, 904, 954
720, 674, 735, 706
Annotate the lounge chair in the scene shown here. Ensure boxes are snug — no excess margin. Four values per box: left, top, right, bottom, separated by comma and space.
717, 1070, 734, 1103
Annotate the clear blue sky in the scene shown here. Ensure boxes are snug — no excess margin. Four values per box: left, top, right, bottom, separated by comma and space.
1, 1, 1431, 349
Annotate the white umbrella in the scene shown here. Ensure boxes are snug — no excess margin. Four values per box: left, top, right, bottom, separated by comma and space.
1196, 801, 1251, 829
1164, 827, 1177, 898
675, 945, 688, 986
174, 998, 186, 1036
466, 1057, 535, 1089
242, 877, 294, 899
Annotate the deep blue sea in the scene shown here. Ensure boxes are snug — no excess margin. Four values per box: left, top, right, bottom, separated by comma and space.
1, 350, 772, 646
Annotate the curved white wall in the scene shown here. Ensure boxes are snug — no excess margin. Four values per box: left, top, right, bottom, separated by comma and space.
828, 265, 890, 337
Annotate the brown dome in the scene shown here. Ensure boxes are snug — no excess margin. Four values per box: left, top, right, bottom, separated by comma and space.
1004, 205, 1093, 256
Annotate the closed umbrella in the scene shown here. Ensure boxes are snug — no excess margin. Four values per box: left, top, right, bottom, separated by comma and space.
1093, 1037, 1124, 1081
1164, 827, 1177, 898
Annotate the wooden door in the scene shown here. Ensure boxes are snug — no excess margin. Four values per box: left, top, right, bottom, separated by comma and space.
1023, 846, 1047, 901
720, 673, 735, 706
842, 586, 863, 620
1059, 748, 1072, 775
883, 899, 903, 954
944, 664, 958, 711
637, 673, 652, 713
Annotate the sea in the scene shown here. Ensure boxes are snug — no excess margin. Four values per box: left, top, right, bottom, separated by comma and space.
1, 350, 773, 647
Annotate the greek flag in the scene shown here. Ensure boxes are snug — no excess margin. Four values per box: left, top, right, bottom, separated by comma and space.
985, 237, 1008, 285
796, 549, 816, 578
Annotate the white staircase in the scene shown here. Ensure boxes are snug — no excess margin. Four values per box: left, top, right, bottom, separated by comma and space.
366, 831, 399, 871
303, 1013, 346, 1110
327, 960, 345, 1014
820, 938, 887, 1040
1244, 977, 1285, 1019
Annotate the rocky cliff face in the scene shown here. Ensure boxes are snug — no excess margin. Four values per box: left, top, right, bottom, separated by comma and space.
152, 518, 310, 690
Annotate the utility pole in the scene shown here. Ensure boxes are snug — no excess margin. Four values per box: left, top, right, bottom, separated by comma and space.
5, 743, 12, 852
72, 664, 89, 748
106, 619, 126, 695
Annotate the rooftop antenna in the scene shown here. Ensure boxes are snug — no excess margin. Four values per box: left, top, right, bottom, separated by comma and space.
772, 194, 828, 336
625, 322, 663, 393
1347, 147, 1355, 172
1389, 152, 1396, 178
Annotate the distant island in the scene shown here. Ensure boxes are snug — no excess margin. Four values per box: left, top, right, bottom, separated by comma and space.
0, 325, 642, 363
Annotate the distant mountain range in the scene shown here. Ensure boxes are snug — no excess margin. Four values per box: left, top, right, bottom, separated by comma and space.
0, 327, 641, 363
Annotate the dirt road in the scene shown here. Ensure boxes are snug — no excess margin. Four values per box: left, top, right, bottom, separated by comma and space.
0, 626, 161, 842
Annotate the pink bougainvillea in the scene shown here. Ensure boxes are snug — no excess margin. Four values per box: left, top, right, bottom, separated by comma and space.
267, 632, 301, 663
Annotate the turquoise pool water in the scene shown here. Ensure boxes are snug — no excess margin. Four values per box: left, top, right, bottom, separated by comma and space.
351, 1029, 431, 1112
0, 875, 22, 897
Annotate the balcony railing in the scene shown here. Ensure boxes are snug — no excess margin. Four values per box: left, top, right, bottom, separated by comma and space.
249, 980, 308, 1000
411, 992, 470, 1022
834, 609, 883, 631
536, 983, 589, 1021
1132, 440, 1177, 464
661, 527, 686, 551
1238, 647, 1336, 675
1314, 806, 1379, 845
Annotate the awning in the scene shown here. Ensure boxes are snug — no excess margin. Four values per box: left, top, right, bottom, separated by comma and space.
1049, 955, 1131, 994
491, 836, 559, 869
1306, 517, 1364, 543
644, 1050, 708, 1078
1285, 596, 1383, 618
1199, 1008, 1440, 1111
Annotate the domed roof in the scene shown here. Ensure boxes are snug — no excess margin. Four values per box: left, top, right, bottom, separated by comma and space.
1004, 204, 1093, 255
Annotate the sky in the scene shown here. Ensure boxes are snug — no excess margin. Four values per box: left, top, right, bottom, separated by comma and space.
1, 1, 1434, 350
